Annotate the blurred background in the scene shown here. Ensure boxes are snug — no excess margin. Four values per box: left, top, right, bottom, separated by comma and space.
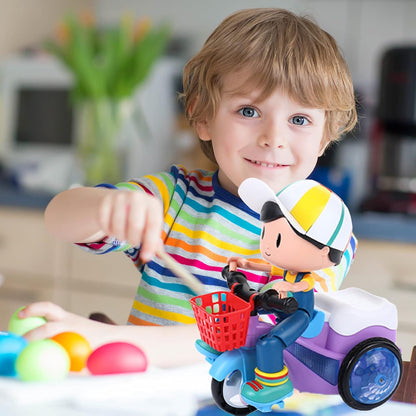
1, 0, 416, 212
0, 0, 415, 361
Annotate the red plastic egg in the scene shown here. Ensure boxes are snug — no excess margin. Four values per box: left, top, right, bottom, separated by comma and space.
86, 342, 148, 375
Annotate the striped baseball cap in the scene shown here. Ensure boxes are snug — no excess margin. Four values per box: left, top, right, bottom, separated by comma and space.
239, 178, 352, 252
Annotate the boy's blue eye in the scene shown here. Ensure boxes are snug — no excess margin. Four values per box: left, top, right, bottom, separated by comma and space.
291, 115, 309, 125
239, 107, 259, 118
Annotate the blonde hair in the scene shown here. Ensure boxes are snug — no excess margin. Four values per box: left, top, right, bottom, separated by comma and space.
182, 8, 357, 163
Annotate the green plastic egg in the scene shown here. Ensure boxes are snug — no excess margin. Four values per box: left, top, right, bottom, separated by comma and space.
8, 306, 47, 336
15, 339, 70, 382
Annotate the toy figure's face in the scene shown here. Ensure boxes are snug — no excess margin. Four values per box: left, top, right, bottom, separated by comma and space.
260, 217, 335, 272
196, 70, 326, 196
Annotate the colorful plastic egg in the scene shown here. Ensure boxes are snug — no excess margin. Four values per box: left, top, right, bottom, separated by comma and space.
15, 339, 70, 382
0, 331, 28, 377
8, 306, 47, 336
51, 332, 92, 372
87, 342, 148, 375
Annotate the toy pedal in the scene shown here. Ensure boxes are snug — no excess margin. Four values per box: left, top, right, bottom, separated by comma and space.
195, 339, 222, 363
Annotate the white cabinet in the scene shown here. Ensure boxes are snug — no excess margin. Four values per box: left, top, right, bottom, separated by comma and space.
0, 207, 138, 329
66, 246, 139, 323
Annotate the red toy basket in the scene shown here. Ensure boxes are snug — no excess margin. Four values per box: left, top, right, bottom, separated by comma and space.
190, 291, 252, 352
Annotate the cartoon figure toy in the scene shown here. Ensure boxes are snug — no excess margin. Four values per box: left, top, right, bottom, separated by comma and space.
231, 178, 353, 409
191, 179, 402, 415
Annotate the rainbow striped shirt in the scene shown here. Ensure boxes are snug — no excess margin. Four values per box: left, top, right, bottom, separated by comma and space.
79, 165, 357, 326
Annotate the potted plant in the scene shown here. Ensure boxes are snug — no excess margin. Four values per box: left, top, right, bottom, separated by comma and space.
46, 12, 170, 184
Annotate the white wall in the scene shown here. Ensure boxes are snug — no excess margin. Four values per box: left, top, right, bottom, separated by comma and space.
0, 0, 96, 58
2, 0, 415, 100
96, 0, 416, 208
96, 0, 416, 102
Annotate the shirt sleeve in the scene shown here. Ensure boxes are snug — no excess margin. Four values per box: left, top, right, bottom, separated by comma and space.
76, 165, 187, 255
76, 236, 132, 254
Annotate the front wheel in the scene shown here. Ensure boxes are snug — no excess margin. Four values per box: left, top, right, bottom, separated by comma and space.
338, 337, 403, 410
211, 370, 256, 415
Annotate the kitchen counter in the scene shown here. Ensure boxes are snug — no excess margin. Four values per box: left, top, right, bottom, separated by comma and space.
352, 212, 416, 243
1, 178, 416, 244
0, 180, 52, 210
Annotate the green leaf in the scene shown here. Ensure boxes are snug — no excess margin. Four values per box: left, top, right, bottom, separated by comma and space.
122, 24, 170, 96
45, 14, 170, 100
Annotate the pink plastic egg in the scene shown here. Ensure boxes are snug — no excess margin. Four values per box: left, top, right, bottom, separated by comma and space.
86, 342, 148, 375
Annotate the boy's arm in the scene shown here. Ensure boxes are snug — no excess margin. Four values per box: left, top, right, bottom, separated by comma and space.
44, 187, 112, 243
19, 302, 201, 368
44, 186, 163, 263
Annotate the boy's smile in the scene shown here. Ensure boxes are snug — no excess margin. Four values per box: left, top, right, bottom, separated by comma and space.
197, 72, 327, 196
244, 158, 291, 170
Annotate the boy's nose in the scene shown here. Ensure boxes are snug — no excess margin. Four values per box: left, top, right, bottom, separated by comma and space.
257, 120, 286, 148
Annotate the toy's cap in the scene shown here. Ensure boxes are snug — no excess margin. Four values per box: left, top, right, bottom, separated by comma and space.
238, 178, 352, 252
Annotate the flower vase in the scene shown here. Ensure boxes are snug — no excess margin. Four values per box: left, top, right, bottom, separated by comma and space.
75, 98, 132, 185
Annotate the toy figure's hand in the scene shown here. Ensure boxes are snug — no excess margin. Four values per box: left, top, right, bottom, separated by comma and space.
272, 281, 296, 298
258, 290, 298, 314
99, 190, 163, 262
227, 256, 250, 271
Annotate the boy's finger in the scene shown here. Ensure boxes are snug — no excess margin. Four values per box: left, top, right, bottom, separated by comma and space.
23, 321, 64, 341
98, 194, 113, 235
110, 193, 128, 240
140, 203, 163, 263
18, 301, 66, 321
126, 194, 145, 247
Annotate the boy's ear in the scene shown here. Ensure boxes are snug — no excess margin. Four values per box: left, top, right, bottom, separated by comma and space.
318, 138, 330, 156
196, 121, 211, 142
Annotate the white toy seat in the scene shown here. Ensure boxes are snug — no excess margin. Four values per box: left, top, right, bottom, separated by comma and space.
314, 287, 398, 336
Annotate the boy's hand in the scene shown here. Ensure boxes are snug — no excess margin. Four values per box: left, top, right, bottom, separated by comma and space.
17, 302, 109, 347
99, 190, 163, 262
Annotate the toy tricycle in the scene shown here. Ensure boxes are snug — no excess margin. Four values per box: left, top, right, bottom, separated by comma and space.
191, 266, 403, 415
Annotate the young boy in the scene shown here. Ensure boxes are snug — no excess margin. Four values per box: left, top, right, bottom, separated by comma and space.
227, 177, 352, 411
20, 8, 357, 368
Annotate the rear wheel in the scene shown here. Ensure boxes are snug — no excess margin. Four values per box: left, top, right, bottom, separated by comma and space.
338, 337, 403, 410
211, 370, 256, 415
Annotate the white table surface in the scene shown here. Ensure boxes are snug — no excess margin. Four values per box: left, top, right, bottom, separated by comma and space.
0, 362, 212, 416
0, 362, 415, 416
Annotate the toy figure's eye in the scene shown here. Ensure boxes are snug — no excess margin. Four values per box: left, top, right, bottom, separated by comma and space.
261, 227, 265, 239
276, 233, 281, 248
239, 107, 259, 118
